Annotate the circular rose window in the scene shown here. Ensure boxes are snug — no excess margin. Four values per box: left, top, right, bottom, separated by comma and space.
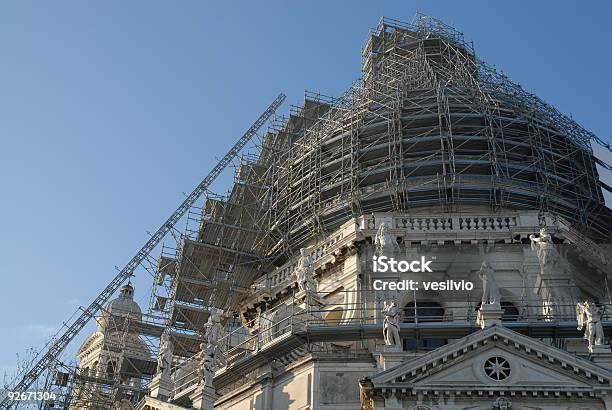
483, 356, 511, 381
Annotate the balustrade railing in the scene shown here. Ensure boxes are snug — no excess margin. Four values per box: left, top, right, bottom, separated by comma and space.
170, 298, 611, 399
250, 229, 350, 296
360, 213, 520, 232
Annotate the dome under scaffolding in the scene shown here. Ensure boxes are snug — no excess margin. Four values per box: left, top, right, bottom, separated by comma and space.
146, 15, 612, 326
258, 16, 611, 258
13, 14, 612, 410
94, 284, 143, 332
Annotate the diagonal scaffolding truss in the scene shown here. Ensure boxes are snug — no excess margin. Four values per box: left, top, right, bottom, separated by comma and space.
0, 95, 285, 410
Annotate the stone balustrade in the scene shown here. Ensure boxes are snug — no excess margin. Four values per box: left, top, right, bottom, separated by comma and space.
359, 212, 525, 233
246, 210, 609, 305
251, 226, 352, 295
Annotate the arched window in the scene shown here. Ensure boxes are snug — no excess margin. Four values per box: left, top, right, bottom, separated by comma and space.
403, 301, 446, 351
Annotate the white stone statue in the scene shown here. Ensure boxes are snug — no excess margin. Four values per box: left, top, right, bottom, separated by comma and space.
374, 223, 395, 257
478, 261, 500, 305
382, 300, 401, 348
577, 301, 606, 350
203, 311, 224, 345
197, 343, 215, 388
294, 248, 316, 295
529, 228, 557, 268
156, 333, 173, 377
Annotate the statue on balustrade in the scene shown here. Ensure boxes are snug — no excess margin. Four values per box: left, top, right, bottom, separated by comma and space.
577, 301, 607, 350
294, 248, 317, 295
529, 228, 558, 269
478, 261, 500, 306
197, 343, 215, 388
374, 223, 396, 257
203, 311, 224, 345
382, 300, 402, 348
156, 332, 173, 377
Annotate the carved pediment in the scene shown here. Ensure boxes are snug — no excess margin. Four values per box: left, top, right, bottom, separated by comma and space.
77, 331, 104, 358
412, 346, 591, 390
365, 326, 612, 398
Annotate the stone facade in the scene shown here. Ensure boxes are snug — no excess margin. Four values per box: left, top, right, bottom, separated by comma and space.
144, 209, 612, 410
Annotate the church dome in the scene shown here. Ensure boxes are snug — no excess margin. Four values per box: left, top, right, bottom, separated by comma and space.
96, 283, 142, 331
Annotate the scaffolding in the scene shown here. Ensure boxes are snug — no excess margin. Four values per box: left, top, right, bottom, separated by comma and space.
36, 289, 164, 410
145, 137, 291, 358
6, 13, 612, 410
143, 11, 612, 405
257, 14, 612, 260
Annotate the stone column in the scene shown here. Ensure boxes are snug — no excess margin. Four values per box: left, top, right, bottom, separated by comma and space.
260, 377, 273, 410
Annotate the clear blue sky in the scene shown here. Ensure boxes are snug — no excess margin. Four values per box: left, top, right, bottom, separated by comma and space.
1, 1, 611, 379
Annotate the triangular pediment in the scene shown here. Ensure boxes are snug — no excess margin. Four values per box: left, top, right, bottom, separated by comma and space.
412, 345, 590, 389
77, 331, 104, 357
368, 325, 612, 395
